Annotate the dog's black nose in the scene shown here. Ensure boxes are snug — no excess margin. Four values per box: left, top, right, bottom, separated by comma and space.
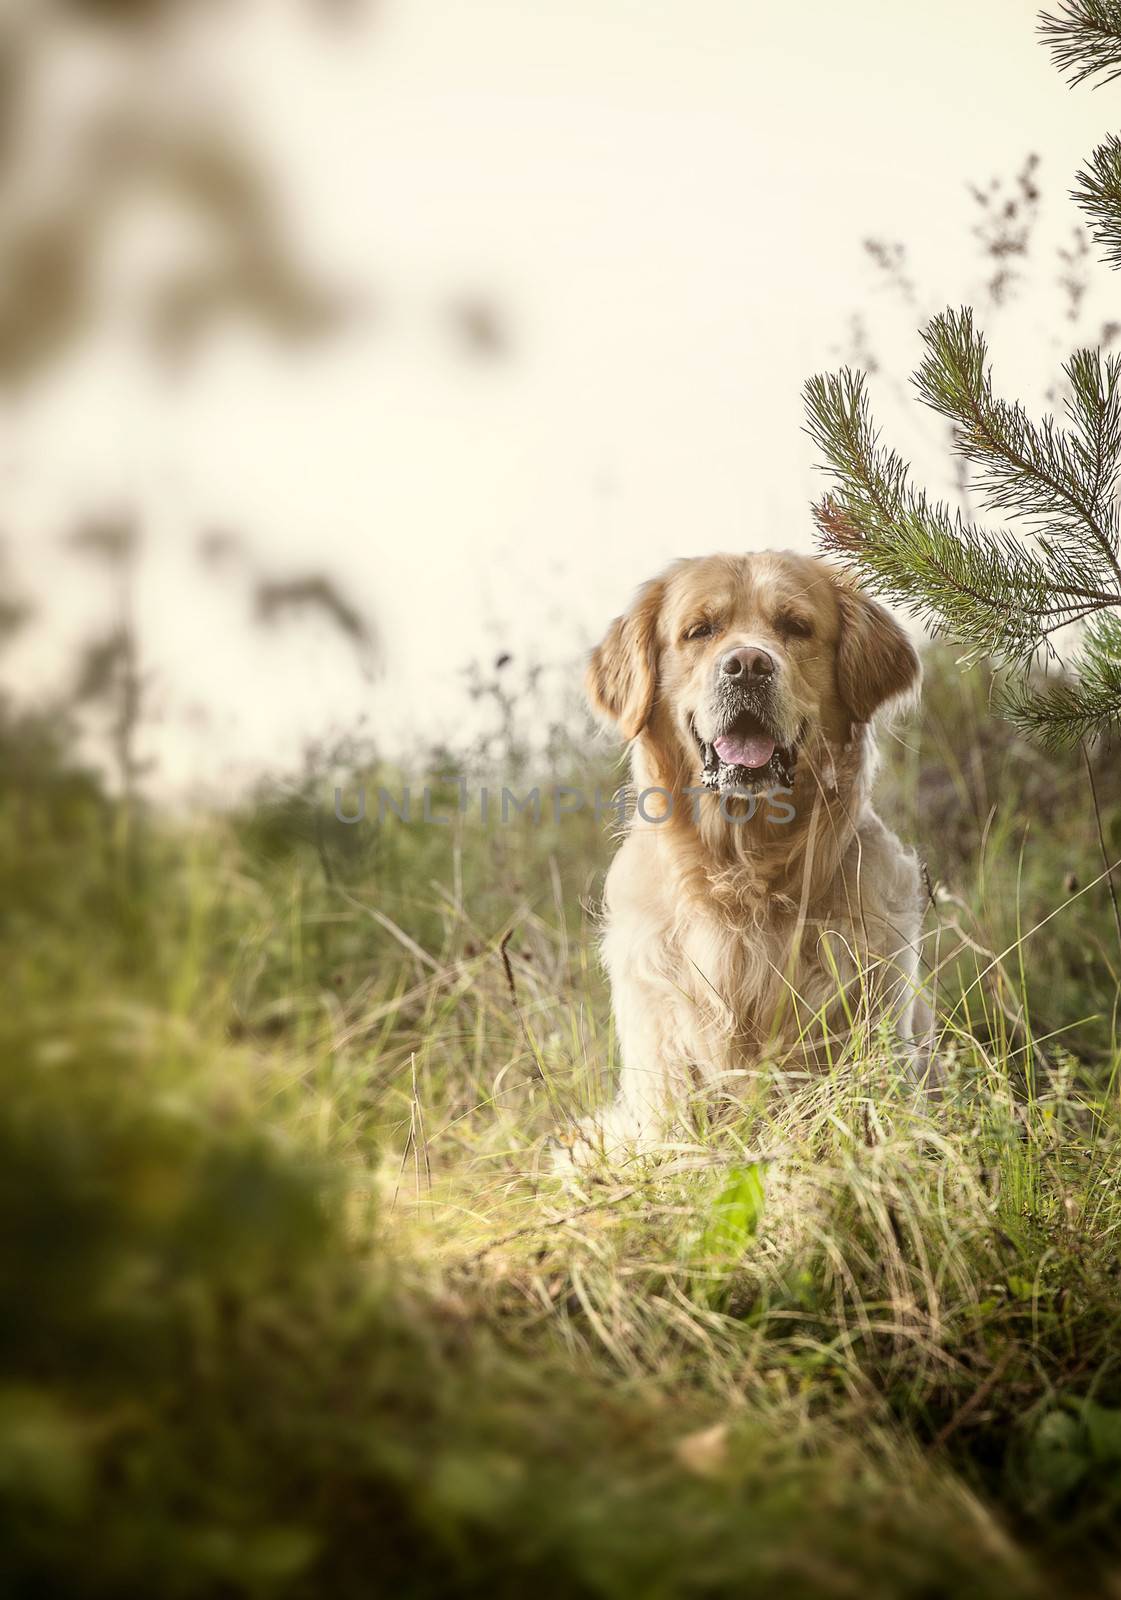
720, 645, 774, 682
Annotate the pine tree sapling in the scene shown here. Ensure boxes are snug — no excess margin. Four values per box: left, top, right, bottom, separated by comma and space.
804, 6, 1121, 751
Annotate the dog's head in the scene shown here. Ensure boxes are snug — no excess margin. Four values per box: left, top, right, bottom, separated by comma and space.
587, 551, 919, 803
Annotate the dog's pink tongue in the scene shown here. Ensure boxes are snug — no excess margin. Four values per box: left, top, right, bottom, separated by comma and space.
714, 732, 775, 769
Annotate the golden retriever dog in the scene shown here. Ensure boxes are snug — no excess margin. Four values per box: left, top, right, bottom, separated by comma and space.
565, 549, 926, 1163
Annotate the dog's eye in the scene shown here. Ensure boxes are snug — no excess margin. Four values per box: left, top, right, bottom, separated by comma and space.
683, 620, 717, 642
775, 612, 813, 640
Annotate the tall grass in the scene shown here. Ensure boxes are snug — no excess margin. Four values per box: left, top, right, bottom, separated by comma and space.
2, 650, 1120, 1597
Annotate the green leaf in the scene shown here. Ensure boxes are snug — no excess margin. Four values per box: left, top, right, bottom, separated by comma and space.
1079, 1398, 1121, 1463
700, 1163, 766, 1265
0, 1388, 90, 1517
1027, 1409, 1090, 1499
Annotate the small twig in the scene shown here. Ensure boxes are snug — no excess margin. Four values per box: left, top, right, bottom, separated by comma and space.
499, 928, 519, 1008
498, 928, 543, 1077
460, 1185, 639, 1267
1082, 741, 1121, 963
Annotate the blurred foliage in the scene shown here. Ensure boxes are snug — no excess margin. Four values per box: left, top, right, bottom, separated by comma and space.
254, 576, 376, 665
0, 3, 355, 388
0, 1015, 1059, 1600
6, 644, 1121, 1595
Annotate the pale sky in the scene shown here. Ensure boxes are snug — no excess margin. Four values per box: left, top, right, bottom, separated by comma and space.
2, 0, 1116, 793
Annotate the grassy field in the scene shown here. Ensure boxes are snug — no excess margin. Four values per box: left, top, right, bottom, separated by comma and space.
4, 648, 1121, 1599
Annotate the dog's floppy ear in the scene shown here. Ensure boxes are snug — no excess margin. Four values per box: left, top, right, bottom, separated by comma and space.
587, 576, 665, 739
833, 580, 921, 723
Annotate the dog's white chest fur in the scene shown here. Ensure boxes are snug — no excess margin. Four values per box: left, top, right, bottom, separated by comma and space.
590, 805, 924, 1152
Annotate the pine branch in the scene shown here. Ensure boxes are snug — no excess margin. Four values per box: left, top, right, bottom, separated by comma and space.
1064, 346, 1121, 529
913, 308, 1121, 589
804, 368, 1100, 665
1039, 1, 1121, 89
1072, 133, 1121, 269
1001, 612, 1121, 748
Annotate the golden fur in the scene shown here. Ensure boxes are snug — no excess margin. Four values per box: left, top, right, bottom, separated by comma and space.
570, 550, 926, 1160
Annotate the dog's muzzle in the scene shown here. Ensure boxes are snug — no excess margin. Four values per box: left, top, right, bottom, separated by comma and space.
694, 648, 801, 795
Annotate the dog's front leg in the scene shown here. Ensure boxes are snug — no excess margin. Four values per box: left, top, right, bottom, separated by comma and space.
602, 927, 696, 1150
555, 843, 695, 1169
